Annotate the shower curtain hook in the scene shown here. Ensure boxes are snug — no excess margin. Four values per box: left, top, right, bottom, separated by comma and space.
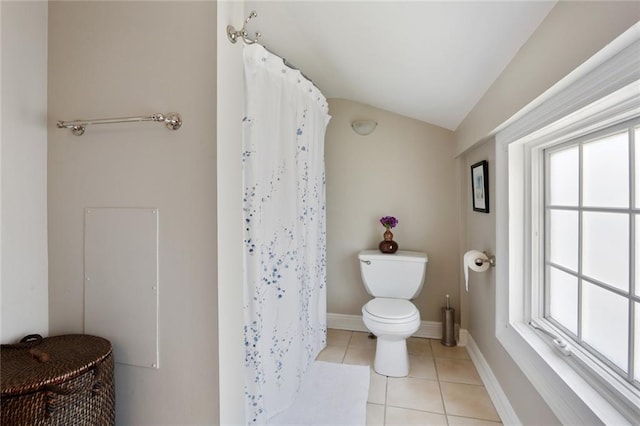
246, 10, 257, 25
227, 10, 261, 45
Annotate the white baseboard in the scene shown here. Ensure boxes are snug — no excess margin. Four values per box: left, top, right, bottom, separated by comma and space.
327, 312, 467, 345
328, 313, 518, 423
327, 313, 369, 333
458, 328, 469, 346
466, 333, 521, 426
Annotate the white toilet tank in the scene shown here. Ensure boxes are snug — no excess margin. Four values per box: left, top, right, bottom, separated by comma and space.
358, 250, 428, 299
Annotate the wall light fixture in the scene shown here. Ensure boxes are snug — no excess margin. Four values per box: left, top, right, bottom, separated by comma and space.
351, 120, 377, 136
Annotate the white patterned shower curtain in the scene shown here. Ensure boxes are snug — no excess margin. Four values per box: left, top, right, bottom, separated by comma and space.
242, 43, 330, 425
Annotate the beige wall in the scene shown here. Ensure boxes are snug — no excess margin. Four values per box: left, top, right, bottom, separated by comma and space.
47, 2, 218, 424
459, 141, 560, 425
455, 0, 640, 155
1, 1, 49, 343
454, 2, 640, 423
326, 98, 459, 322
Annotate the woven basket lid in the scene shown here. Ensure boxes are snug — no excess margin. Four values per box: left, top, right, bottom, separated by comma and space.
1, 334, 112, 396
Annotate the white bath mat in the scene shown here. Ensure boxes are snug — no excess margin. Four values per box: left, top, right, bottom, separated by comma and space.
268, 360, 370, 426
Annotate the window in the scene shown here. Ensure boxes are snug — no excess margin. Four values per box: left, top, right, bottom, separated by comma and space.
544, 120, 640, 389
493, 27, 640, 425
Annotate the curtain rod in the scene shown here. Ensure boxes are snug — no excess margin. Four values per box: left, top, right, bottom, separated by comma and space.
57, 112, 182, 136
226, 10, 317, 87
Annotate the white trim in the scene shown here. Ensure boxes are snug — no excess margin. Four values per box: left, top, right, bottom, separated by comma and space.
327, 312, 467, 344
326, 315, 517, 421
457, 328, 469, 347
494, 30, 640, 143
414, 321, 445, 340
327, 313, 368, 333
327, 315, 518, 423
494, 22, 640, 426
466, 334, 521, 426
496, 323, 612, 425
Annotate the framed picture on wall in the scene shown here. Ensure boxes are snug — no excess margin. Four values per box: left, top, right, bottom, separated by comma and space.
471, 160, 489, 213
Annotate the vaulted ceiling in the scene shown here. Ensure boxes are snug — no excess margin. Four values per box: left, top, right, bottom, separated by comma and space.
243, 1, 557, 130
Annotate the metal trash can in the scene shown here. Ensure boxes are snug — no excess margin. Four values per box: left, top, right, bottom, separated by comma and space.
441, 294, 456, 347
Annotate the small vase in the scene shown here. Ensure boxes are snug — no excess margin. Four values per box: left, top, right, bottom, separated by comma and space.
379, 229, 398, 254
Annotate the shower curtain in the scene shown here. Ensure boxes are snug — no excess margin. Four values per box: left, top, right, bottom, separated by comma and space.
242, 43, 331, 424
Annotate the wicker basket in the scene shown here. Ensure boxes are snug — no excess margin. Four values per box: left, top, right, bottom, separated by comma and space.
1, 334, 115, 425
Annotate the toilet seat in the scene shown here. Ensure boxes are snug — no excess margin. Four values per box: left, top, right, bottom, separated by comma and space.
363, 298, 419, 324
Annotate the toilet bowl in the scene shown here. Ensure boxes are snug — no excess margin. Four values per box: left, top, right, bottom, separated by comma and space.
362, 297, 420, 377
358, 250, 428, 377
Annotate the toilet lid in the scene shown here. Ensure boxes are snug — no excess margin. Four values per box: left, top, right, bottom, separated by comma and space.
364, 298, 418, 321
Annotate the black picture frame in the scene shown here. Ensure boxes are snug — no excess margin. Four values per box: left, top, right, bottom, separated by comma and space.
471, 160, 489, 213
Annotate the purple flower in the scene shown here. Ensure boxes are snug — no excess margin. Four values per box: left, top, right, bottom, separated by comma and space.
380, 216, 398, 229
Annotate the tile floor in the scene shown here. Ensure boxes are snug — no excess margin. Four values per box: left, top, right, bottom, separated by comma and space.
316, 329, 503, 426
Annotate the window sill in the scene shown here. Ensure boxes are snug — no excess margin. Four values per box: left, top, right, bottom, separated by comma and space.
497, 320, 636, 425
492, 22, 640, 426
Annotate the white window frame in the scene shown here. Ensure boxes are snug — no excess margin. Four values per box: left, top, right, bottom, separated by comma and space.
542, 119, 640, 385
494, 24, 640, 425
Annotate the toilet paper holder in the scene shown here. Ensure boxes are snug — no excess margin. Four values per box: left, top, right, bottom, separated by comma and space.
474, 251, 496, 267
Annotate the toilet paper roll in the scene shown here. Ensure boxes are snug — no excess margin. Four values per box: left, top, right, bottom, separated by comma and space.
463, 250, 490, 292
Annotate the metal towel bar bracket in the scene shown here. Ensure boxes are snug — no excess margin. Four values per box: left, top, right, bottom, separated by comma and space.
57, 112, 182, 136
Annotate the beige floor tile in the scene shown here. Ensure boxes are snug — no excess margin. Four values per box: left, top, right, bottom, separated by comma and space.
366, 403, 385, 426
387, 377, 444, 413
348, 331, 378, 350
431, 340, 470, 359
315, 345, 347, 363
407, 337, 432, 355
435, 358, 482, 385
385, 406, 448, 425
368, 368, 387, 405
343, 346, 375, 367
440, 382, 500, 422
327, 328, 352, 347
447, 415, 503, 425
408, 354, 437, 380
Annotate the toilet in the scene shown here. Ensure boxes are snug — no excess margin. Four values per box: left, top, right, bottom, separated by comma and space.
358, 249, 428, 377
